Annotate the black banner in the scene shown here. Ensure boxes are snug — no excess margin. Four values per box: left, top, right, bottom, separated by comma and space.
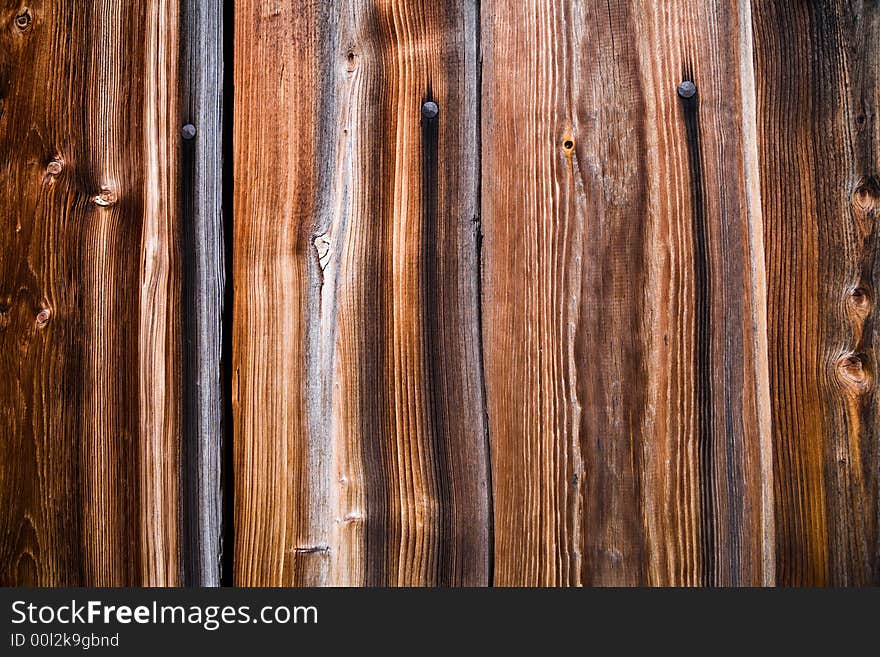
0, 588, 876, 654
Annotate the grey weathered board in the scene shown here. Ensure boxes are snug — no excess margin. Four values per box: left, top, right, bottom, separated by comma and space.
180, 0, 225, 587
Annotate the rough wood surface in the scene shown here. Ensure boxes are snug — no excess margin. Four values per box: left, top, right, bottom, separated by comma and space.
481, 0, 773, 586
180, 0, 224, 587
3, 0, 879, 589
232, 0, 489, 586
232, 0, 322, 587
0, 0, 183, 586
752, 0, 880, 586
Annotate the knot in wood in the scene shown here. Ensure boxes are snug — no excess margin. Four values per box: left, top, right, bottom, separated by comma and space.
46, 159, 63, 176
836, 353, 871, 394
93, 188, 117, 207
313, 233, 331, 270
848, 286, 871, 315
14, 8, 31, 30
345, 50, 358, 72
35, 308, 51, 328
852, 178, 880, 214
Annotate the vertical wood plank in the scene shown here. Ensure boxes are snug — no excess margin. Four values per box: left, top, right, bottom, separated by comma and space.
329, 0, 488, 586
232, 0, 324, 587
481, 0, 773, 585
180, 0, 224, 587
233, 0, 489, 585
0, 1, 183, 585
140, 0, 184, 589
752, 0, 880, 585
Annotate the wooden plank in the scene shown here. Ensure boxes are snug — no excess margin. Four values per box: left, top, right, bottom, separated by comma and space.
0, 0, 183, 585
180, 0, 224, 587
752, 0, 880, 585
481, 0, 773, 585
232, 0, 489, 585
232, 0, 321, 587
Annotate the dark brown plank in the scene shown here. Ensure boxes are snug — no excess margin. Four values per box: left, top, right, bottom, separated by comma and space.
481, 0, 773, 585
0, 0, 183, 585
752, 0, 880, 585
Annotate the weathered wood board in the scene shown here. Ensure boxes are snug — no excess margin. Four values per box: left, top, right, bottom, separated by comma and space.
180, 0, 224, 587
232, 0, 489, 586
2, 0, 879, 587
481, 0, 772, 586
752, 0, 880, 586
0, 0, 185, 585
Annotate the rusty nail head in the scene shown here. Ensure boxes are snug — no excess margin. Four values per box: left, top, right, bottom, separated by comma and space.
421, 101, 439, 119
181, 124, 197, 140
47, 160, 63, 175
677, 80, 696, 99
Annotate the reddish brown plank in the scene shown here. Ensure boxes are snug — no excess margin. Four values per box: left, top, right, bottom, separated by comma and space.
481, 0, 773, 586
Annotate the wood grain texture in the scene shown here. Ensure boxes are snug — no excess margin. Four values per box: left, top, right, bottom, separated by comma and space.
232, 0, 489, 586
481, 0, 773, 585
180, 0, 223, 587
752, 0, 880, 585
4, 0, 878, 588
0, 0, 183, 585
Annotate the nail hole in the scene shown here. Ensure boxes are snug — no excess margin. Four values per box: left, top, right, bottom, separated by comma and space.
563, 139, 575, 151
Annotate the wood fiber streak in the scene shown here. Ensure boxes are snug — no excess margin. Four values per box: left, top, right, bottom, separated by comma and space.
752, 0, 880, 585
481, 0, 772, 585
233, 0, 489, 586
0, 1, 183, 585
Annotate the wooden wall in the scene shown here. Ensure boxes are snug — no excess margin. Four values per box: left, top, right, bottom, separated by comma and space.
0, 0, 220, 586
1, 0, 878, 586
